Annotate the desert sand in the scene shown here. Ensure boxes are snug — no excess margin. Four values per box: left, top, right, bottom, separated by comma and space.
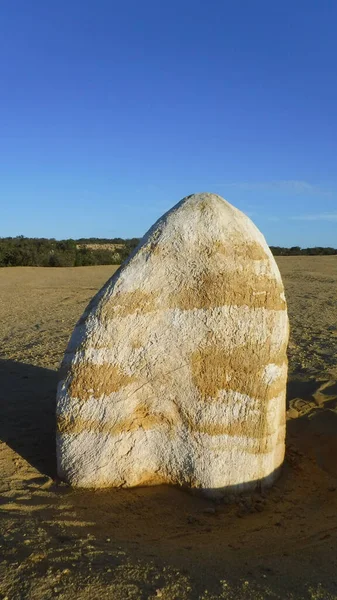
1, 257, 337, 599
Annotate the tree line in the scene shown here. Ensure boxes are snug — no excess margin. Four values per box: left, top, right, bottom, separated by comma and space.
0, 237, 336, 267
270, 246, 337, 256
0, 237, 140, 267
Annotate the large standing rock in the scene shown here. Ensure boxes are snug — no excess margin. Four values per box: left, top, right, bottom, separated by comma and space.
56, 193, 289, 496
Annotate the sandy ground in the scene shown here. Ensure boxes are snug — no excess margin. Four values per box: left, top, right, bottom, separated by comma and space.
1, 257, 337, 600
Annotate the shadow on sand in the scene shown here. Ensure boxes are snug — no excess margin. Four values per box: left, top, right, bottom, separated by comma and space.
0, 358, 58, 477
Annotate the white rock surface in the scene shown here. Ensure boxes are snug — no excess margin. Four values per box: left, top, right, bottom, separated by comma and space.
56, 193, 289, 496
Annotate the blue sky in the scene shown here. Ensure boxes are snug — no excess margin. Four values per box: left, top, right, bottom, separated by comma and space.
1, 0, 337, 246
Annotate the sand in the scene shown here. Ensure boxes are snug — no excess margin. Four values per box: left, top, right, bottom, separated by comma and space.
1, 257, 337, 599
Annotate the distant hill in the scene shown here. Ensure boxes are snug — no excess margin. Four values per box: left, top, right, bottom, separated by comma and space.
0, 236, 336, 267
76, 243, 125, 252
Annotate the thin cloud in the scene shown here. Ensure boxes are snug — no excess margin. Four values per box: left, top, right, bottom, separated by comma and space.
290, 213, 337, 222
215, 180, 331, 195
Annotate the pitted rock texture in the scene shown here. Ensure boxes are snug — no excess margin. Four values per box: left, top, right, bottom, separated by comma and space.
56, 193, 289, 496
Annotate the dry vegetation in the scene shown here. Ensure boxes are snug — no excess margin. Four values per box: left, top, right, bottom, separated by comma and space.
1, 257, 337, 599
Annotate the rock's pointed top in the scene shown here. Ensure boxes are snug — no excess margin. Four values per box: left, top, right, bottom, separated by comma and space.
163, 191, 239, 214
137, 191, 272, 270
179, 192, 229, 203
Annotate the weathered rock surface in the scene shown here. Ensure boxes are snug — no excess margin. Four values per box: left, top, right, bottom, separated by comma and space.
56, 193, 289, 496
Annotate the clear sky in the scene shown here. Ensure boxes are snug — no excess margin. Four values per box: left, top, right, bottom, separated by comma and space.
1, 0, 337, 246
